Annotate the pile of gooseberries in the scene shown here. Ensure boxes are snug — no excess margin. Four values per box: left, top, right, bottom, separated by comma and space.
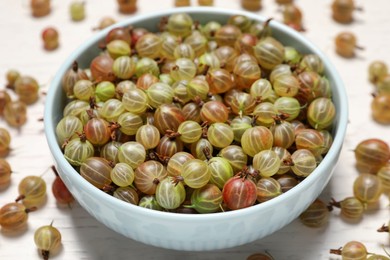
56, 13, 337, 214
367, 60, 390, 124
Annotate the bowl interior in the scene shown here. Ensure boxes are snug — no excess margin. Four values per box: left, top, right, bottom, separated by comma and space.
44, 7, 348, 250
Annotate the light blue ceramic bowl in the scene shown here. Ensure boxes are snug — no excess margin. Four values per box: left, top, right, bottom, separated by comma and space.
44, 7, 348, 251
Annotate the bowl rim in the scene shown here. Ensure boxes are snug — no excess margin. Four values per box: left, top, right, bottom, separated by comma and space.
44, 6, 349, 221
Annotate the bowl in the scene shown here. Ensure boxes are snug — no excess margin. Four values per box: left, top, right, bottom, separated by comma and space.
44, 7, 348, 251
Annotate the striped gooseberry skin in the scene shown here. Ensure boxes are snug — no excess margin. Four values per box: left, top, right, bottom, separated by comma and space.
64, 138, 94, 166
196, 52, 220, 74
191, 138, 213, 160
146, 82, 174, 109
206, 68, 234, 94
80, 157, 112, 189
110, 163, 135, 187
299, 199, 329, 227
273, 74, 300, 97
63, 100, 90, 118
99, 99, 125, 122
137, 73, 159, 91
295, 129, 325, 156
252, 102, 278, 127
73, 79, 95, 101
187, 77, 210, 101
95, 82, 116, 102
100, 141, 121, 164
269, 64, 292, 84
253, 150, 281, 177
55, 115, 83, 146
276, 174, 299, 193
134, 160, 167, 195
154, 104, 185, 135
0, 158, 12, 186
339, 241, 368, 260
170, 58, 197, 82
233, 60, 261, 90
182, 102, 202, 123
230, 92, 257, 116
135, 124, 160, 150
274, 97, 301, 121
122, 88, 149, 114
218, 145, 248, 173
118, 141, 146, 169
355, 135, 388, 164
337, 197, 364, 219
184, 30, 207, 57
291, 149, 317, 177
156, 176, 186, 210
112, 56, 136, 79
190, 184, 223, 213
296, 71, 321, 103
0, 202, 29, 230
138, 195, 163, 211
250, 78, 273, 100
18, 176, 47, 208
299, 54, 324, 75
307, 97, 336, 130
214, 46, 239, 72
241, 126, 273, 157
117, 112, 143, 135
377, 163, 390, 190
113, 186, 139, 205
353, 173, 383, 205
253, 36, 284, 70
272, 146, 292, 175
167, 152, 194, 177
208, 157, 234, 189
84, 117, 111, 146
207, 123, 234, 149
156, 135, 184, 158
181, 159, 211, 189
160, 32, 179, 60
222, 176, 257, 210
215, 24, 242, 48
177, 120, 202, 144
90, 55, 115, 82
319, 130, 333, 154
256, 177, 282, 203
270, 120, 295, 149
200, 101, 229, 124
230, 115, 252, 143
135, 33, 162, 59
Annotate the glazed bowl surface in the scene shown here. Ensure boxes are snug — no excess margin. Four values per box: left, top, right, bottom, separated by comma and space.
44, 7, 348, 251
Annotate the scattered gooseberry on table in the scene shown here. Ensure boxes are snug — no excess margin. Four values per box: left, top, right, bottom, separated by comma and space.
117, 0, 137, 14
299, 199, 329, 227
353, 173, 383, 206
241, 0, 262, 11
34, 222, 62, 260
330, 241, 370, 260
30, 0, 51, 17
69, 1, 85, 21
0, 202, 36, 230
335, 31, 362, 58
328, 197, 364, 219
0, 158, 12, 187
42, 27, 59, 51
51, 166, 75, 205
16, 175, 47, 208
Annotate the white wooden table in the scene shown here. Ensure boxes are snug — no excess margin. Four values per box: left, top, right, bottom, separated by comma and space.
0, 0, 389, 259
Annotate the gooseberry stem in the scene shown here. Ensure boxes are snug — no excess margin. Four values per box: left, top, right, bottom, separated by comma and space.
377, 224, 389, 233
329, 247, 342, 255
